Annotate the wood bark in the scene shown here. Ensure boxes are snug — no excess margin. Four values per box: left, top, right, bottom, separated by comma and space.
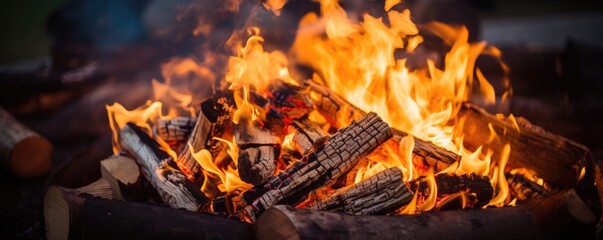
409, 173, 493, 208
120, 123, 202, 211
100, 155, 147, 201
306, 80, 460, 171
255, 205, 543, 240
176, 97, 231, 180
157, 117, 196, 145
0, 106, 52, 178
458, 102, 590, 188
306, 167, 413, 215
289, 118, 329, 155
44, 185, 254, 240
243, 113, 392, 221
524, 189, 596, 239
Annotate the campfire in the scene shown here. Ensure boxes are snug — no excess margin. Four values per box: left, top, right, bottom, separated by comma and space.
29, 0, 598, 239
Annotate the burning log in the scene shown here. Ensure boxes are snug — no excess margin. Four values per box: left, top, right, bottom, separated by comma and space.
44, 186, 254, 240
177, 97, 231, 180
306, 80, 460, 172
243, 113, 392, 221
100, 155, 147, 201
288, 118, 329, 155
410, 173, 494, 208
0, 106, 52, 178
120, 123, 203, 211
235, 116, 281, 186
458, 103, 590, 188
156, 117, 196, 146
506, 171, 551, 201
524, 189, 596, 239
306, 167, 413, 215
255, 205, 543, 240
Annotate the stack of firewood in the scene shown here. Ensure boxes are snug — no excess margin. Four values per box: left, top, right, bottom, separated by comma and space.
42, 79, 597, 240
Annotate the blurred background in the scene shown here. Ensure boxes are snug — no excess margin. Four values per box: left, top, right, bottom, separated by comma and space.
0, 0, 602, 239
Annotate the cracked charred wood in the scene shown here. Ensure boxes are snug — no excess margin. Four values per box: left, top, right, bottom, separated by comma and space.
306, 80, 459, 172
288, 118, 329, 155
268, 80, 314, 120
255, 205, 542, 240
506, 171, 551, 201
0, 106, 52, 178
524, 189, 596, 239
100, 155, 147, 201
44, 186, 254, 240
120, 123, 204, 211
243, 113, 392, 221
410, 173, 493, 208
235, 115, 281, 185
306, 167, 413, 215
458, 103, 590, 188
176, 97, 231, 180
157, 117, 196, 149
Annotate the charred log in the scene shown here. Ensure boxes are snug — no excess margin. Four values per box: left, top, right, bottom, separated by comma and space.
306, 167, 413, 215
157, 117, 196, 149
410, 173, 493, 208
289, 118, 329, 155
243, 113, 392, 221
120, 123, 203, 211
177, 97, 231, 180
306, 80, 460, 172
458, 103, 590, 188
44, 186, 254, 240
255, 205, 543, 240
506, 171, 552, 201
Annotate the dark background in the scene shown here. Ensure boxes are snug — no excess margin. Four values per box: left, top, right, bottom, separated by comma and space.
1, 0, 602, 239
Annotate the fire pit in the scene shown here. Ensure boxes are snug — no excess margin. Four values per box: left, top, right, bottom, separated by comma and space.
2, 0, 602, 239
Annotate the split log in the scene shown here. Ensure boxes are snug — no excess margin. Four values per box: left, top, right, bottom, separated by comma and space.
100, 155, 147, 201
306, 167, 413, 215
156, 117, 196, 145
288, 118, 329, 155
120, 123, 203, 211
235, 117, 281, 185
44, 186, 254, 240
506, 171, 551, 201
458, 102, 590, 188
0, 106, 52, 178
524, 189, 596, 239
410, 173, 493, 208
243, 113, 392, 221
73, 178, 113, 199
306, 80, 460, 172
176, 97, 231, 180
255, 205, 543, 240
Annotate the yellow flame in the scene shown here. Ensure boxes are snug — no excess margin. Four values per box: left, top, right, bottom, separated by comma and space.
488, 143, 510, 206
417, 168, 437, 211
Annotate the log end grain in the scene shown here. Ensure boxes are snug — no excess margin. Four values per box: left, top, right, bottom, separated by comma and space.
9, 135, 52, 178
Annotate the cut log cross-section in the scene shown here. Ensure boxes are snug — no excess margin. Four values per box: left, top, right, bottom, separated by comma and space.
307, 167, 413, 215
306, 80, 460, 172
458, 103, 590, 188
0, 106, 52, 178
235, 117, 281, 186
289, 118, 329, 155
100, 155, 147, 201
177, 97, 231, 180
243, 113, 393, 221
44, 186, 254, 240
255, 205, 543, 240
120, 123, 202, 211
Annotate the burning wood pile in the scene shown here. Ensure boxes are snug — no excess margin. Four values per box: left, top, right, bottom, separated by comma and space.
39, 0, 599, 239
